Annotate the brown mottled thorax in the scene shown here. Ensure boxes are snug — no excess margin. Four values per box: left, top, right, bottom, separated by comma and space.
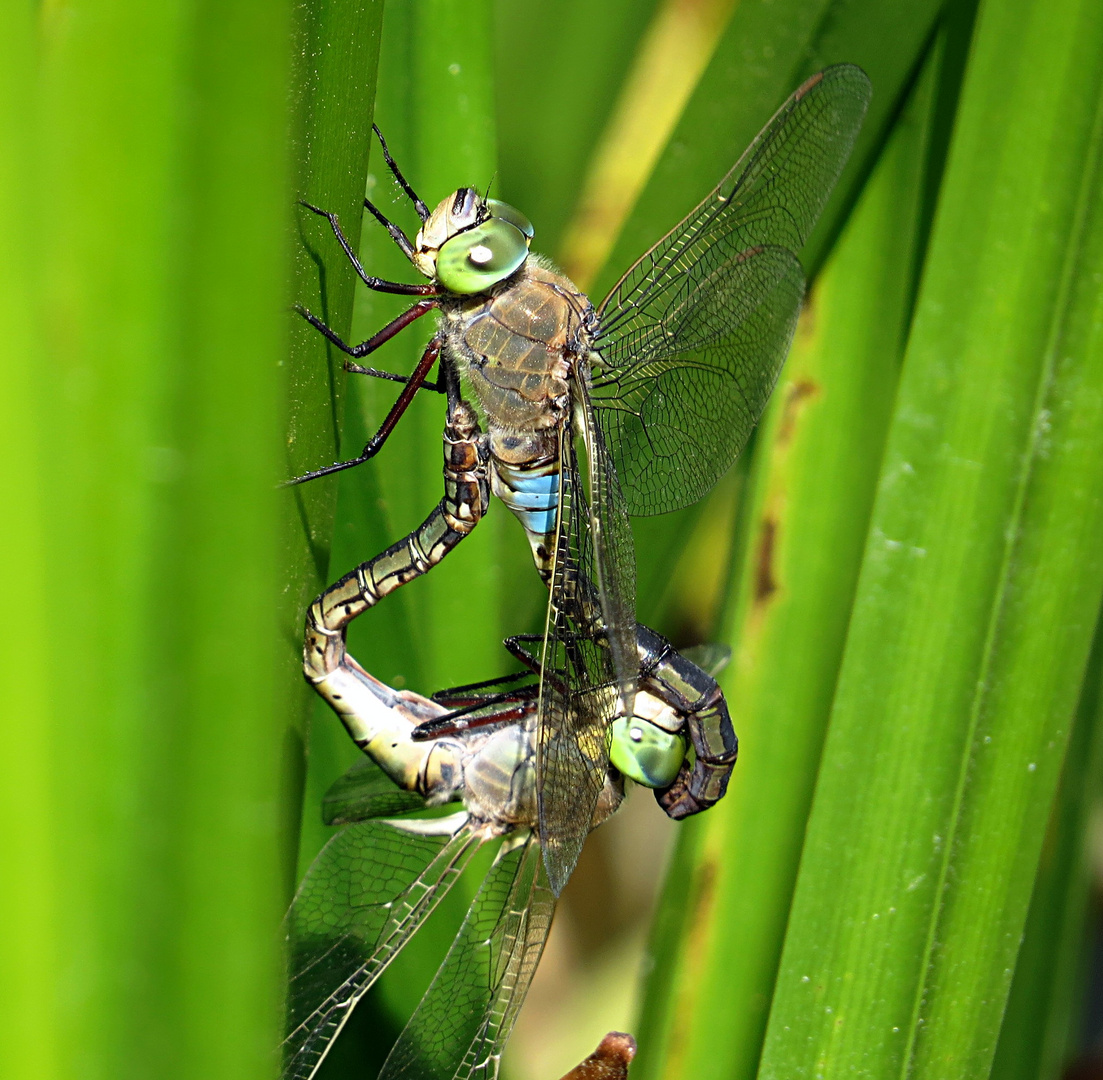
438, 255, 595, 443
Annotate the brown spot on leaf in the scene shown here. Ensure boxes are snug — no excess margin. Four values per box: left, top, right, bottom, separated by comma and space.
755, 516, 779, 607
777, 378, 820, 446
691, 857, 719, 930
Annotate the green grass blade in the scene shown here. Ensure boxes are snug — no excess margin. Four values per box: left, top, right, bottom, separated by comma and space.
758, 0, 1103, 1074
325, 0, 511, 711
630, 46, 937, 1080
300, 0, 507, 845
286, 0, 385, 500
591, 0, 943, 304
288, 0, 405, 878
283, 0, 385, 882
25, 0, 309, 1075
294, 4, 506, 1075
0, 7, 56, 1080
991, 623, 1103, 1080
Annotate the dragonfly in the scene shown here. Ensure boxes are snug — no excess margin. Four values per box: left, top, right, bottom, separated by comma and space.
287, 589, 730, 1080
291, 64, 871, 893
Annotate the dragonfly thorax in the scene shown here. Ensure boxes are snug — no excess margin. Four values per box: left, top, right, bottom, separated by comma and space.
461, 719, 538, 828
450, 717, 625, 833
442, 256, 592, 431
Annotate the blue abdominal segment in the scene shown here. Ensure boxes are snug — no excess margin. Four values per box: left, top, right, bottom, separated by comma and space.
495, 463, 560, 537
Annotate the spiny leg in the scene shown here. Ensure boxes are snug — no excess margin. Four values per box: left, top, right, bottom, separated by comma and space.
372, 124, 430, 221
362, 196, 419, 261
294, 295, 442, 436
432, 667, 537, 703
413, 668, 540, 740
295, 296, 438, 362
299, 200, 432, 294
285, 332, 444, 486
414, 690, 538, 739
297, 124, 429, 297
295, 297, 443, 390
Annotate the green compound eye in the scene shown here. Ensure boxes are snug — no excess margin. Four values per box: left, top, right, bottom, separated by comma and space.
609, 717, 685, 789
487, 199, 534, 238
436, 218, 530, 294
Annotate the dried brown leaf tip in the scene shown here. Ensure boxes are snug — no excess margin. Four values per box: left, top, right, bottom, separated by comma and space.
557, 1032, 638, 1080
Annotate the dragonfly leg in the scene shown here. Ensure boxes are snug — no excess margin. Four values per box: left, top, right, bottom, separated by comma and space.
635, 625, 738, 820
411, 669, 539, 741
412, 692, 538, 741
299, 200, 434, 295
341, 359, 443, 392
362, 196, 418, 261
304, 397, 490, 705
501, 634, 544, 671
372, 124, 430, 222
432, 667, 536, 703
285, 334, 443, 486
405, 640, 543, 741
295, 297, 438, 361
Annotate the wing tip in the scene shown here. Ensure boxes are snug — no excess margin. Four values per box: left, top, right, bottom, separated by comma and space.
539, 830, 581, 896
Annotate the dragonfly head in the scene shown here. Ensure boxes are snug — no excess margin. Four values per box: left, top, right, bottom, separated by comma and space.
609, 711, 685, 789
415, 188, 534, 294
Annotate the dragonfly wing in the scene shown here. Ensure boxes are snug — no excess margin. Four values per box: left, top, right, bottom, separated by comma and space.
679, 641, 732, 678
282, 813, 482, 1080
592, 63, 871, 515
537, 401, 633, 895
321, 757, 428, 825
572, 373, 637, 705
377, 832, 555, 1080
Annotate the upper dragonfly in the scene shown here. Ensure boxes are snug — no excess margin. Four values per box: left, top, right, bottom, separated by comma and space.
291, 64, 871, 894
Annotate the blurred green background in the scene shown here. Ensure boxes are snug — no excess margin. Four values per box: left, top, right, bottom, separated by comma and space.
4, 1, 1103, 1079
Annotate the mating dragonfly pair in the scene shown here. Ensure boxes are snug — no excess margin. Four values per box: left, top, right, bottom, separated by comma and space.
285, 64, 870, 1080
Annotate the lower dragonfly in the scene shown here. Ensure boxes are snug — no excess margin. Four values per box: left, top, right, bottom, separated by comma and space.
305, 398, 738, 826
287, 582, 731, 1080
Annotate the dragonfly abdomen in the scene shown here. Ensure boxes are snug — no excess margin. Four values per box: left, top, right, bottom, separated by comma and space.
303, 400, 490, 729
491, 453, 560, 580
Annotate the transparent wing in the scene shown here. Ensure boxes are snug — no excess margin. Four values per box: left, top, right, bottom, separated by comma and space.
378, 832, 555, 1080
321, 758, 428, 825
680, 642, 732, 679
282, 814, 482, 1080
592, 63, 872, 514
537, 392, 635, 895
574, 374, 637, 700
